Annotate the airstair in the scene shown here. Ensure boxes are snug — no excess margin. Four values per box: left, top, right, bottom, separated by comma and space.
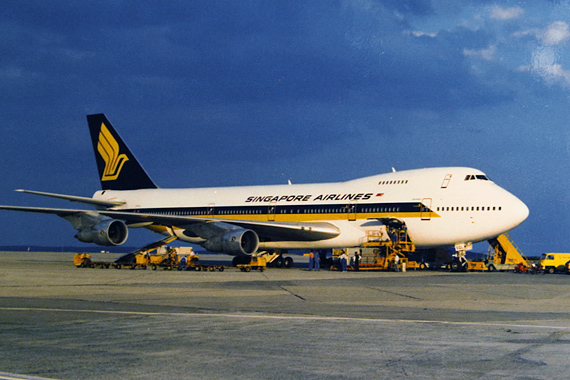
487, 233, 529, 271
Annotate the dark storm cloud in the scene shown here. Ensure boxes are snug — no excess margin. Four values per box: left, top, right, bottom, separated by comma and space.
1, 1, 510, 117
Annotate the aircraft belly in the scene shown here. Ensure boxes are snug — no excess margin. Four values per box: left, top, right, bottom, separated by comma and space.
259, 221, 367, 250
405, 214, 519, 248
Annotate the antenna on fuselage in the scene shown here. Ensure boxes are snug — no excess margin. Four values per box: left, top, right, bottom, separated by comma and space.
392, 167, 397, 173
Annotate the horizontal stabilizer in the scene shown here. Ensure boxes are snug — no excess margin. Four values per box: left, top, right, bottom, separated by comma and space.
16, 189, 124, 208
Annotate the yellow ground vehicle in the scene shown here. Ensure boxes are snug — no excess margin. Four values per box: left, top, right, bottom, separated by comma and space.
74, 253, 112, 268
237, 255, 267, 272
147, 248, 180, 270
331, 225, 417, 271
486, 234, 529, 272
538, 253, 570, 274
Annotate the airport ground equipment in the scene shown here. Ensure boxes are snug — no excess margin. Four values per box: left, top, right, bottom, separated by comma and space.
73, 243, 225, 271
447, 234, 529, 272
487, 234, 529, 271
538, 253, 570, 274
237, 254, 267, 272
144, 248, 180, 270
514, 261, 538, 274
74, 253, 112, 268
117, 237, 218, 270
233, 251, 293, 268
112, 236, 178, 267
331, 225, 418, 271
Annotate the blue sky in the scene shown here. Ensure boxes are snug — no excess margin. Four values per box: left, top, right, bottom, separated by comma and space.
1, 1, 570, 255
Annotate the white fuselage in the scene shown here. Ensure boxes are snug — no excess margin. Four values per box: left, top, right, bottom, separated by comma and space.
93, 167, 529, 250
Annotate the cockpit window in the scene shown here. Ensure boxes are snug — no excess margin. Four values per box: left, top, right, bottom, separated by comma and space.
464, 174, 490, 181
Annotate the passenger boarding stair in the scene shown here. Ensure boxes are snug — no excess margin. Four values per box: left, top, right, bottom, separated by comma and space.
487, 233, 529, 271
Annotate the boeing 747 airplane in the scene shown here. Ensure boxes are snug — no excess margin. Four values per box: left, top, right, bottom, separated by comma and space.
0, 114, 529, 261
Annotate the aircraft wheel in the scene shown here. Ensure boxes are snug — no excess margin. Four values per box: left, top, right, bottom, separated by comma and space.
450, 260, 460, 272
274, 256, 284, 268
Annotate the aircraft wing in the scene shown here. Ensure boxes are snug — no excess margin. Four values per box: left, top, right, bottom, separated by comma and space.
95, 209, 341, 241
0, 205, 90, 217
0, 205, 340, 242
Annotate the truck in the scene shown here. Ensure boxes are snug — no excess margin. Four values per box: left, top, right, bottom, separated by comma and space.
74, 253, 112, 268
538, 253, 570, 274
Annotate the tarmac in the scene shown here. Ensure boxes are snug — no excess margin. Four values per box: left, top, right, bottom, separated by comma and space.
1, 251, 570, 379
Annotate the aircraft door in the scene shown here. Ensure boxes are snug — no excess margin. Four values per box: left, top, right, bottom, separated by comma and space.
348, 201, 357, 221
441, 174, 452, 188
421, 198, 432, 221
268, 201, 276, 221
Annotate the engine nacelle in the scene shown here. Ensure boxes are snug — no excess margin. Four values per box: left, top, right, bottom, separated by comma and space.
203, 229, 259, 255
75, 219, 129, 246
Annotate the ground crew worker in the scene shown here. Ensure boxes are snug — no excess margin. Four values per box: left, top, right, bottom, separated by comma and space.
354, 249, 361, 271
314, 251, 320, 271
340, 251, 348, 272
308, 251, 314, 271
394, 254, 400, 272
179, 255, 187, 271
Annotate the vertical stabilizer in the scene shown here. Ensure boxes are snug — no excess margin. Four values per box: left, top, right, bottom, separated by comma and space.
87, 114, 158, 190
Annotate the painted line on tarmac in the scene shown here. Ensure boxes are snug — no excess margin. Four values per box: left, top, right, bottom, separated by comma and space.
1, 306, 569, 331
0, 373, 59, 380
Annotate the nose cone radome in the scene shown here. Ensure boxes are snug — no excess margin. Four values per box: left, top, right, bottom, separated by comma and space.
508, 193, 529, 230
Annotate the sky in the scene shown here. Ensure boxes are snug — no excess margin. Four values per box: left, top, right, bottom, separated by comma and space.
1, 0, 570, 255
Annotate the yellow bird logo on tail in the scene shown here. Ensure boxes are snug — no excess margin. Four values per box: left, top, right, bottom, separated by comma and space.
97, 123, 129, 181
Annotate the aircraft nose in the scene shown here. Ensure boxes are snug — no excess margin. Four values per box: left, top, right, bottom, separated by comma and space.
509, 194, 529, 228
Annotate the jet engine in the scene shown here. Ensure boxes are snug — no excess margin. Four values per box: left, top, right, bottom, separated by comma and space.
203, 229, 259, 256
75, 219, 129, 246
